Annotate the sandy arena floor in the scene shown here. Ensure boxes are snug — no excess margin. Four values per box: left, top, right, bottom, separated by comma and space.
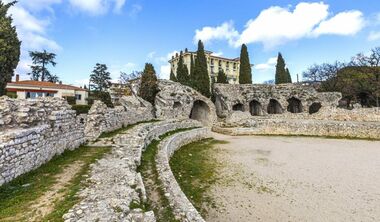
206, 133, 380, 222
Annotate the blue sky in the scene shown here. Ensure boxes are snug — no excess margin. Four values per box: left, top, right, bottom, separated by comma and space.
5, 0, 380, 85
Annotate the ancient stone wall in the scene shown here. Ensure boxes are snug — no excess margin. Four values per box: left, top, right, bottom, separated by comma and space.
84, 96, 154, 141
156, 128, 210, 222
155, 80, 217, 126
0, 95, 154, 186
0, 97, 86, 185
214, 118, 380, 139
213, 83, 342, 118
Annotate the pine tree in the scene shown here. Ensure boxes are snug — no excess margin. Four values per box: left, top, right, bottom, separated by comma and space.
239, 44, 252, 84
275, 53, 287, 84
139, 63, 158, 104
216, 69, 228, 83
90, 63, 111, 91
0, 1, 21, 96
169, 69, 177, 82
286, 68, 292, 83
192, 40, 211, 97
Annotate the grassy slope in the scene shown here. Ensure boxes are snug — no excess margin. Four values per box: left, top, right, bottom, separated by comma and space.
170, 139, 228, 217
0, 146, 111, 221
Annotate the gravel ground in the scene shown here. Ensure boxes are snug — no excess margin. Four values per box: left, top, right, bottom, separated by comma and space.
206, 133, 380, 222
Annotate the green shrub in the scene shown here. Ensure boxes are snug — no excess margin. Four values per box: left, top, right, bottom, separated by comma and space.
89, 91, 114, 108
71, 105, 91, 115
5, 91, 17, 98
64, 96, 76, 105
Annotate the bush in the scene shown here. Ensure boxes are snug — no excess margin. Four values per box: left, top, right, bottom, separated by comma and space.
5, 91, 17, 98
71, 105, 91, 115
89, 91, 114, 108
64, 96, 76, 105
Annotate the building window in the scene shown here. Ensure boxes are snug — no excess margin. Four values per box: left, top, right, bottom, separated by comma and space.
46, 93, 55, 97
75, 94, 82, 100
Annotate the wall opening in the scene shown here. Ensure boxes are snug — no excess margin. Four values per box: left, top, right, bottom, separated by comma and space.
249, 100, 262, 116
173, 101, 181, 109
190, 100, 210, 125
287, 97, 303, 113
232, 103, 244, 112
309, 102, 322, 114
267, 99, 283, 114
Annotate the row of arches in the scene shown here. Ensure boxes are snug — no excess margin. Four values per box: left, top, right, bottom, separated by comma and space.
232, 98, 322, 116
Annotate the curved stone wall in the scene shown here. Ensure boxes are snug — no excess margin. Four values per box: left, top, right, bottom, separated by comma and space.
213, 118, 380, 140
156, 128, 210, 222
63, 120, 203, 221
155, 80, 217, 126
213, 83, 342, 118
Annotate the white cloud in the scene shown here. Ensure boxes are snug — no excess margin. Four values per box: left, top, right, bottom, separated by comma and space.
194, 21, 239, 46
68, 0, 127, 15
312, 11, 364, 36
160, 64, 171, 80
129, 4, 142, 18
211, 51, 223, 57
255, 57, 277, 70
368, 31, 380, 41
147, 51, 156, 59
194, 2, 365, 49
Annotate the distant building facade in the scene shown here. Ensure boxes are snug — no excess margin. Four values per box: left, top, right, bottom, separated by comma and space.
6, 75, 89, 105
169, 50, 247, 84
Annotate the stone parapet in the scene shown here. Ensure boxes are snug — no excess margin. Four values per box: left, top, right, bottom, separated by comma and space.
156, 128, 209, 222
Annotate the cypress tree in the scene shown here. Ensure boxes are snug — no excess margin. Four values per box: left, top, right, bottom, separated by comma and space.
139, 63, 158, 104
176, 51, 189, 85
286, 68, 292, 83
275, 53, 287, 84
239, 44, 252, 84
169, 69, 177, 82
193, 40, 211, 97
0, 1, 21, 96
216, 69, 228, 83
189, 53, 195, 87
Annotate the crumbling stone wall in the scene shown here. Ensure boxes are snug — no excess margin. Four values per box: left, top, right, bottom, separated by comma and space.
213, 83, 342, 118
0, 95, 154, 186
0, 97, 86, 185
85, 96, 154, 141
155, 80, 217, 126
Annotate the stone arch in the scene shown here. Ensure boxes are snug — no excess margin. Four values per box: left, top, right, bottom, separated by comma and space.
190, 100, 210, 125
249, 100, 262, 116
267, 99, 283, 114
309, 102, 322, 114
232, 103, 244, 112
287, 97, 303, 113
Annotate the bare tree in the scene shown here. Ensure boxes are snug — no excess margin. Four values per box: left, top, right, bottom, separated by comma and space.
302, 61, 346, 91
119, 71, 142, 97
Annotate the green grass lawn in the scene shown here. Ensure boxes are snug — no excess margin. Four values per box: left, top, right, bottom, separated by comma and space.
170, 138, 228, 217
0, 146, 111, 222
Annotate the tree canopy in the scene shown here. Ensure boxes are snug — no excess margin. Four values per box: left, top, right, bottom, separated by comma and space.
239, 44, 252, 84
90, 63, 111, 91
275, 53, 291, 84
139, 63, 158, 104
192, 40, 211, 97
0, 0, 20, 96
216, 69, 228, 83
28, 50, 59, 82
176, 51, 190, 85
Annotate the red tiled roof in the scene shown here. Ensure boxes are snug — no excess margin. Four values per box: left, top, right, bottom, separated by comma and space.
7, 80, 87, 91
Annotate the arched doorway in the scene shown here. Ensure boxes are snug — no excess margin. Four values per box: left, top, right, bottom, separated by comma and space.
249, 100, 262, 116
287, 97, 303, 113
232, 103, 244, 112
309, 102, 322, 114
190, 100, 210, 125
267, 99, 283, 114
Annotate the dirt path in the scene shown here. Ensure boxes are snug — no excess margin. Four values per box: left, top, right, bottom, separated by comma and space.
5, 161, 84, 222
206, 133, 380, 222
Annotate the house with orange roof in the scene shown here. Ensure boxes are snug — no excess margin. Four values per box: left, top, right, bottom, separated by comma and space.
6, 75, 89, 105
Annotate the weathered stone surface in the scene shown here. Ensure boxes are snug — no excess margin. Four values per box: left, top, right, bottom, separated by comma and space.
156, 128, 210, 222
63, 119, 202, 222
213, 83, 342, 118
155, 80, 217, 126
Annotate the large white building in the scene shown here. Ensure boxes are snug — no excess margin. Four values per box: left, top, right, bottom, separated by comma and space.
6, 75, 89, 105
169, 49, 251, 84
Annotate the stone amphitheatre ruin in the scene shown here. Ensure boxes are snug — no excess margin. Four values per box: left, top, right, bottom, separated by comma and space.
0, 80, 379, 221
